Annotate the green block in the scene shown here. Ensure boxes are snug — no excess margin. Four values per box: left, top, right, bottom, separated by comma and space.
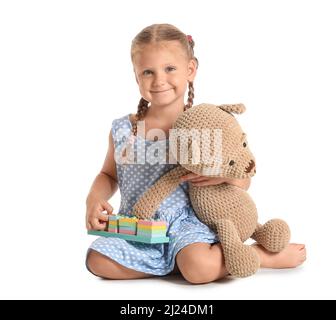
88, 230, 169, 244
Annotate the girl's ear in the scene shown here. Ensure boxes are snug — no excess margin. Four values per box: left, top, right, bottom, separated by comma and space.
187, 59, 197, 82
217, 103, 246, 114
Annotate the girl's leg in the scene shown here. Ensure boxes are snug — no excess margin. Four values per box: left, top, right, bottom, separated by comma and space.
86, 249, 154, 280
175, 243, 228, 284
176, 242, 306, 284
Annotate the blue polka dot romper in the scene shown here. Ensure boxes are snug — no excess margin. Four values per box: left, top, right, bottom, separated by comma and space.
88, 114, 218, 276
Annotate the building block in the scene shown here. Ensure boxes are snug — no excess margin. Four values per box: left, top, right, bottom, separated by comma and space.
88, 214, 169, 244
137, 220, 168, 238
87, 230, 169, 244
118, 216, 138, 235
108, 214, 120, 233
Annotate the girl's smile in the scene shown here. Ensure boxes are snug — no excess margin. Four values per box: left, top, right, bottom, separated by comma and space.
151, 89, 173, 93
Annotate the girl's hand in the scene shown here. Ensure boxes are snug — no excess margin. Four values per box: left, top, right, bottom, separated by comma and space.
180, 172, 251, 190
86, 197, 113, 231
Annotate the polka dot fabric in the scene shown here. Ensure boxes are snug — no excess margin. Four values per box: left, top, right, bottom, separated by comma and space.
89, 114, 218, 276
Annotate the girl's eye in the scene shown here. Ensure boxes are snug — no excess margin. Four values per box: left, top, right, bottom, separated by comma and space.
143, 70, 152, 76
166, 66, 176, 72
243, 142, 247, 147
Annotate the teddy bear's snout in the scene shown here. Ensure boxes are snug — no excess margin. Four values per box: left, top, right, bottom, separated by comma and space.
245, 160, 255, 174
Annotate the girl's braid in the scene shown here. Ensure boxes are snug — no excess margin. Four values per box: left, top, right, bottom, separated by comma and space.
184, 81, 194, 111
122, 98, 148, 160
132, 97, 149, 136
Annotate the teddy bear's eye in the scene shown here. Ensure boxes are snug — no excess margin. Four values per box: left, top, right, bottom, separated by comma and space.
229, 160, 235, 166
243, 142, 247, 148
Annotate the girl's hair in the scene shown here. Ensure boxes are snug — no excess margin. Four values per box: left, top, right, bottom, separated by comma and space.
130, 23, 199, 136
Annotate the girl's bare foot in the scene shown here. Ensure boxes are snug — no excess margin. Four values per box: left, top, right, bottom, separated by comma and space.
252, 243, 306, 269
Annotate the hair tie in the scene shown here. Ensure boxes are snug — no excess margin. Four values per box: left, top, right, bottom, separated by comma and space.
186, 35, 193, 43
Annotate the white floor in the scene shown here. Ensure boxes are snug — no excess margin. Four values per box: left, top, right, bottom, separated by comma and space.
0, 235, 334, 300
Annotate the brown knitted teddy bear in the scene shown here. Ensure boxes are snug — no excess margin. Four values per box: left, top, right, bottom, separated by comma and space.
131, 103, 290, 277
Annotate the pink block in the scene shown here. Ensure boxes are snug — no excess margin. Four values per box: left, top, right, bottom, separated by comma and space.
119, 230, 136, 235
138, 220, 167, 226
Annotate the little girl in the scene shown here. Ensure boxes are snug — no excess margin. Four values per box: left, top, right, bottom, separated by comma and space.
86, 23, 306, 284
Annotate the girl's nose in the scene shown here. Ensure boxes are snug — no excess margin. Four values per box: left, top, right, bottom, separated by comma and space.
153, 72, 166, 87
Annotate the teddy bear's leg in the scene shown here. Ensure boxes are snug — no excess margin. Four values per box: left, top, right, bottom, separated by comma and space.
217, 219, 260, 277
251, 219, 290, 252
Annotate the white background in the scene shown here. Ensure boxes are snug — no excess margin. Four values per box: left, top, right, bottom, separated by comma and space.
0, 0, 335, 300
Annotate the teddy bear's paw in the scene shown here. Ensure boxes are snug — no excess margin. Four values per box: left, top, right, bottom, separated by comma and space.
226, 245, 260, 277
256, 219, 291, 253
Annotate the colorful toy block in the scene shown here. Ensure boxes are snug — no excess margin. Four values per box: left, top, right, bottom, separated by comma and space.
108, 214, 120, 233
118, 216, 138, 235
137, 220, 167, 238
88, 214, 169, 244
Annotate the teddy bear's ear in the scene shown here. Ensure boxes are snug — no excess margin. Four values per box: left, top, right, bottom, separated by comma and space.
217, 103, 246, 114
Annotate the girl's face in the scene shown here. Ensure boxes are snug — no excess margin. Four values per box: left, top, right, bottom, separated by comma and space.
133, 41, 197, 108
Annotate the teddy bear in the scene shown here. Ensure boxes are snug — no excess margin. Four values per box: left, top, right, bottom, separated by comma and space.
131, 103, 290, 277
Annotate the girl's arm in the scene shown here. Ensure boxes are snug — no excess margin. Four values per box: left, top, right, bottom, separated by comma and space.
86, 172, 118, 204
86, 131, 118, 230
223, 177, 251, 190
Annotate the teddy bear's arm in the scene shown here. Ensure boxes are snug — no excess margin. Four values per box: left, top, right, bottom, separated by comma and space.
132, 166, 189, 220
